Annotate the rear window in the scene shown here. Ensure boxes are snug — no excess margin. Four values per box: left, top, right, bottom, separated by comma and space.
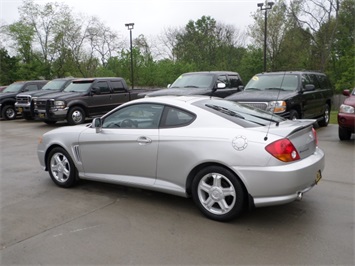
194, 98, 285, 127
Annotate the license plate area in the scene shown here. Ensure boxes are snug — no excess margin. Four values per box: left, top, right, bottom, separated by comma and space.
315, 170, 322, 184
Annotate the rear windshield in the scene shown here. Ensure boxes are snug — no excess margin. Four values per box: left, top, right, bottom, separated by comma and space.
194, 98, 285, 127
64, 81, 93, 92
245, 74, 300, 91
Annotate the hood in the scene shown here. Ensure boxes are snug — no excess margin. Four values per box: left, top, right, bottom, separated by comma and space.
18, 89, 62, 98
0, 92, 17, 99
37, 91, 85, 101
145, 88, 212, 97
226, 90, 297, 102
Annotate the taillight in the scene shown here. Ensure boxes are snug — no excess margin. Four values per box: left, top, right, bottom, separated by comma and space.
265, 138, 300, 162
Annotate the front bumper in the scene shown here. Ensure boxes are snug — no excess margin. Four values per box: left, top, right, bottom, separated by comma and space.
338, 113, 355, 133
36, 107, 68, 121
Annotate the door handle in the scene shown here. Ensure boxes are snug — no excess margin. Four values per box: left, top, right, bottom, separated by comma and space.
137, 136, 152, 145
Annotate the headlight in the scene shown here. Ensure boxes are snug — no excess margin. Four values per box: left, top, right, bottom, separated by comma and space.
54, 100, 66, 109
339, 104, 354, 114
267, 101, 286, 113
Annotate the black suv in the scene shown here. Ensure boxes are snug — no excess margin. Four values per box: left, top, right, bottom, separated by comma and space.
226, 71, 334, 127
0, 80, 48, 120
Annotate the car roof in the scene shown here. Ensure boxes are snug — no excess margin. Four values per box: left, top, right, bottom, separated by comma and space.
72, 77, 124, 82
130, 95, 217, 106
255, 71, 326, 76
183, 71, 240, 76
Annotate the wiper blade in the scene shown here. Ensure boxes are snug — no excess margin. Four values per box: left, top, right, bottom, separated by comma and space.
184, 85, 199, 88
265, 87, 285, 91
206, 104, 245, 119
245, 88, 261, 91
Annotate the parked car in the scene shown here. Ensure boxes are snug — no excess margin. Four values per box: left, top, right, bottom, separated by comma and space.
0, 80, 48, 120
338, 88, 355, 140
38, 96, 324, 222
15, 78, 74, 120
142, 71, 243, 98
226, 71, 334, 127
34, 77, 152, 125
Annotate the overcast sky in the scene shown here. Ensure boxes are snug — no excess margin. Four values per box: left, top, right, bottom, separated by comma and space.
1, 0, 259, 38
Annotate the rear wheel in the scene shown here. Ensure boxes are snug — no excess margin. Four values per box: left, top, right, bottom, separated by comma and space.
339, 126, 352, 141
2, 105, 16, 120
318, 104, 330, 127
67, 106, 85, 125
47, 147, 78, 188
192, 166, 245, 222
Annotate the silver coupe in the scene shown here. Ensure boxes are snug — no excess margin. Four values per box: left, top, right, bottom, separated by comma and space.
37, 96, 324, 221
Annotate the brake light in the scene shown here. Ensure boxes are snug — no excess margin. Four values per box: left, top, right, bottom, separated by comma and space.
265, 138, 300, 162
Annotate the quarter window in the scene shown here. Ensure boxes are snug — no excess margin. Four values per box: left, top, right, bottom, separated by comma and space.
161, 106, 196, 127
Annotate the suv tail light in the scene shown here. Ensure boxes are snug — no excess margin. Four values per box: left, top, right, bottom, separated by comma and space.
265, 139, 300, 162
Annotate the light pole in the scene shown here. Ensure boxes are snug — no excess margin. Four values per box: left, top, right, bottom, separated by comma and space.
257, 2, 274, 72
125, 23, 134, 89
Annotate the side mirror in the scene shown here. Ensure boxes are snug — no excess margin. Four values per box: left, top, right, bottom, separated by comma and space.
91, 87, 101, 95
304, 84, 315, 91
92, 117, 102, 133
238, 85, 244, 91
216, 82, 226, 89
167, 84, 171, 88
342, 89, 350, 96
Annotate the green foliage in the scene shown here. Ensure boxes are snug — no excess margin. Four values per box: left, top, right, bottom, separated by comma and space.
0, 48, 20, 84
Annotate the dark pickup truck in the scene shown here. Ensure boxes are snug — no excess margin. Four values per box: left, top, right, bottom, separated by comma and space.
142, 71, 243, 98
34, 77, 150, 125
15, 78, 74, 120
0, 80, 48, 120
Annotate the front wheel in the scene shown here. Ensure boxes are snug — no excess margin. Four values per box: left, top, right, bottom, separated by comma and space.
67, 106, 85, 125
318, 104, 330, 127
2, 105, 16, 120
289, 109, 299, 120
47, 147, 78, 188
191, 166, 245, 222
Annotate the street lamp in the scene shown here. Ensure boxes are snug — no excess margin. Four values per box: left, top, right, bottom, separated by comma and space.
125, 23, 134, 89
257, 2, 274, 72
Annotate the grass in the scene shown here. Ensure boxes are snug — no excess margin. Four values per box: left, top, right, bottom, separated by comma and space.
330, 111, 338, 124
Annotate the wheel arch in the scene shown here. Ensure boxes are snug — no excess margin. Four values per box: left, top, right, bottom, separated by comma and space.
44, 144, 69, 171
185, 162, 253, 210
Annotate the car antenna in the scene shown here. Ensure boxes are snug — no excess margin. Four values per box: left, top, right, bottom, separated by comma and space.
264, 72, 286, 141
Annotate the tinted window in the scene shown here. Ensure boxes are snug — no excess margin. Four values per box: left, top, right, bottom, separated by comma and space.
316, 74, 331, 90
97, 81, 110, 94
307, 74, 320, 90
102, 104, 164, 129
161, 106, 196, 127
229, 75, 242, 88
26, 84, 39, 91
217, 75, 228, 88
111, 80, 126, 92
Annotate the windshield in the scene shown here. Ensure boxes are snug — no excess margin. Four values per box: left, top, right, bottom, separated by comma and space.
42, 80, 69, 91
195, 98, 285, 127
170, 74, 214, 89
63, 81, 92, 92
2, 83, 23, 93
245, 74, 299, 91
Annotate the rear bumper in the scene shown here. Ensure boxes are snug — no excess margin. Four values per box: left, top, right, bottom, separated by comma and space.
233, 147, 325, 207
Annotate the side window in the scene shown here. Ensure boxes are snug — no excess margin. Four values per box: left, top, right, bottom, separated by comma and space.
228, 75, 243, 88
96, 81, 110, 94
162, 106, 196, 128
316, 75, 331, 90
217, 75, 228, 88
307, 74, 320, 90
25, 84, 39, 91
102, 104, 164, 129
111, 80, 126, 93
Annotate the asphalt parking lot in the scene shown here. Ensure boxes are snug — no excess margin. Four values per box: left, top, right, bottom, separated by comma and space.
0, 119, 354, 265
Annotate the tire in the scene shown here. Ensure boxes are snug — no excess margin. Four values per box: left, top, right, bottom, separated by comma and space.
289, 109, 299, 120
318, 104, 330, 127
2, 105, 16, 120
47, 147, 78, 188
44, 120, 57, 125
338, 126, 352, 141
67, 106, 85, 125
191, 166, 245, 222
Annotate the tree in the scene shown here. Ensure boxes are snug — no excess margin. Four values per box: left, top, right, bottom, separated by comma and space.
0, 48, 19, 84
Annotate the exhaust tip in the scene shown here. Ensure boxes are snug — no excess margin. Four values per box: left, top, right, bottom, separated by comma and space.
296, 192, 303, 201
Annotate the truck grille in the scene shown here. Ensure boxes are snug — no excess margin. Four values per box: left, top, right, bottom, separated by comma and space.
243, 102, 268, 110
16, 95, 31, 104
35, 99, 49, 110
